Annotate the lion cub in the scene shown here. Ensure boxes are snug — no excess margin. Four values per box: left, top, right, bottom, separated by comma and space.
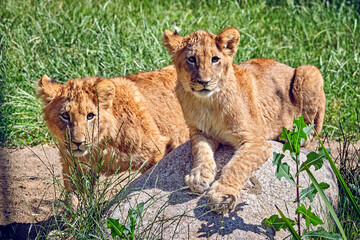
164, 27, 326, 213
38, 66, 188, 194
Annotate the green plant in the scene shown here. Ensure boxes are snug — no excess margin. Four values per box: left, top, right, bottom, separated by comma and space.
47, 148, 140, 239
107, 202, 145, 240
263, 116, 356, 239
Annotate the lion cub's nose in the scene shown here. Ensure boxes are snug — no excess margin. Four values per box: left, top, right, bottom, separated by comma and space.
72, 141, 84, 147
197, 79, 210, 86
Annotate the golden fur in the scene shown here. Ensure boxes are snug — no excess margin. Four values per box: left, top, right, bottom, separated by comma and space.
38, 66, 188, 193
164, 27, 326, 213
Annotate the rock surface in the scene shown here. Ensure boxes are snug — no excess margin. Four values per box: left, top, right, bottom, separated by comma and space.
107, 141, 338, 239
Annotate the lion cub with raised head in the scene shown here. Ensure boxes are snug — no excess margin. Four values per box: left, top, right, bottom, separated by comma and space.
38, 66, 188, 194
164, 27, 326, 213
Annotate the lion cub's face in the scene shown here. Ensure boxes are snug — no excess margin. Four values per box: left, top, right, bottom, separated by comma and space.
38, 75, 115, 157
163, 28, 240, 98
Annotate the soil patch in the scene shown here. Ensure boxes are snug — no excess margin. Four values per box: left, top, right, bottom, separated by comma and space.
0, 145, 61, 226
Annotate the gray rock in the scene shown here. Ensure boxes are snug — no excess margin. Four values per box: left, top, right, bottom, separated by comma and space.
107, 141, 338, 239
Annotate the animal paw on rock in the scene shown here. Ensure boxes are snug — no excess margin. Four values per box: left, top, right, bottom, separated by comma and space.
207, 181, 239, 214
185, 165, 215, 193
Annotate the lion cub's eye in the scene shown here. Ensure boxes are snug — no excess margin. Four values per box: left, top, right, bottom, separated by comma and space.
211, 56, 220, 63
87, 113, 95, 120
187, 56, 196, 63
61, 112, 70, 121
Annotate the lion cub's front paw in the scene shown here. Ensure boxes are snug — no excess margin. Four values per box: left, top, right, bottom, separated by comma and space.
185, 166, 215, 193
207, 181, 239, 214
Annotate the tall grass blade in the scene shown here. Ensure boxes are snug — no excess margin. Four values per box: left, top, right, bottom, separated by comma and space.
316, 131, 360, 218
303, 164, 347, 240
275, 206, 301, 240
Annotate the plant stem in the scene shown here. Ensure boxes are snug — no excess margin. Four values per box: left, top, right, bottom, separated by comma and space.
296, 154, 301, 237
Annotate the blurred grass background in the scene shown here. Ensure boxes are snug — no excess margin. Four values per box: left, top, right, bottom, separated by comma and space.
0, 0, 359, 146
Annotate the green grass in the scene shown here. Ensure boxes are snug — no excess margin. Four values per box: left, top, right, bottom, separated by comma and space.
335, 126, 360, 239
36, 145, 143, 240
1, 0, 359, 146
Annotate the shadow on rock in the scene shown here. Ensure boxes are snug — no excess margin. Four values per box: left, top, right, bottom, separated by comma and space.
117, 142, 235, 207
0, 216, 64, 240
193, 197, 271, 239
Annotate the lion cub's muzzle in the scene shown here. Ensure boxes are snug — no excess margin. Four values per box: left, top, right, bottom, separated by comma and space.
67, 140, 89, 157
191, 78, 218, 97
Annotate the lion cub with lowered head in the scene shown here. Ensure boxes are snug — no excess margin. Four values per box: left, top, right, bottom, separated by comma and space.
38, 66, 188, 194
163, 27, 326, 213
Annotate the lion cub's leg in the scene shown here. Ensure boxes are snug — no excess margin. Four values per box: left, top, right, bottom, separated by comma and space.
60, 152, 97, 210
293, 65, 326, 147
185, 128, 219, 193
207, 136, 271, 213
60, 156, 81, 211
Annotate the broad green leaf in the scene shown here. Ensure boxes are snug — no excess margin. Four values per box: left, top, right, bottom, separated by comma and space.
303, 164, 347, 239
276, 206, 301, 240
299, 182, 330, 202
318, 146, 331, 154
123, 225, 131, 238
303, 124, 314, 138
292, 116, 308, 154
272, 152, 285, 166
107, 217, 126, 239
263, 214, 295, 231
299, 148, 326, 172
279, 116, 311, 158
290, 151, 296, 161
129, 202, 144, 223
128, 202, 144, 239
279, 127, 294, 153
272, 152, 295, 184
302, 227, 342, 240
276, 162, 295, 185
279, 127, 290, 142
296, 204, 324, 227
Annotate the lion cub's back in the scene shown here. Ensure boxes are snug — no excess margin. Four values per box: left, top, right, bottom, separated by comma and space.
238, 58, 295, 84
126, 65, 189, 146
236, 58, 298, 138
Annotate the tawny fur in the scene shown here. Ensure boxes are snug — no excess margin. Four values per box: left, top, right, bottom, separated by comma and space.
38, 66, 189, 194
164, 27, 326, 213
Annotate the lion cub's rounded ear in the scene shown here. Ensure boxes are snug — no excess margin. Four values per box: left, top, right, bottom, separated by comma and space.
37, 74, 62, 104
163, 29, 184, 54
216, 27, 240, 57
95, 79, 115, 108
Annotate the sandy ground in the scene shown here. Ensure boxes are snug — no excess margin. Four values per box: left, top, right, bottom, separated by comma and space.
0, 145, 62, 239
0, 139, 358, 239
0, 145, 61, 226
